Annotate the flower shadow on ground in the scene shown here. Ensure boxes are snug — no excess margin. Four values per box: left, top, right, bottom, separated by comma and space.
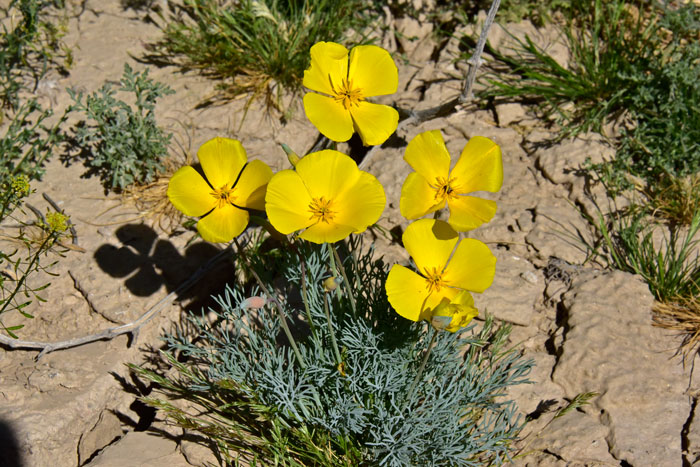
93, 224, 225, 305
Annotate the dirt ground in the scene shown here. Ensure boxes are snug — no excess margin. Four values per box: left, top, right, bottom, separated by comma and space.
0, 2, 697, 466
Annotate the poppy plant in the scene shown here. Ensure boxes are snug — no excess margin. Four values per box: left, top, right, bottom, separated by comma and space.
303, 41, 398, 146
385, 219, 496, 328
167, 137, 272, 243
400, 130, 503, 231
265, 149, 385, 244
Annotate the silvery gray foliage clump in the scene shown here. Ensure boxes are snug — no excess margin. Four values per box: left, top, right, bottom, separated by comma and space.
159, 240, 533, 465
68, 63, 174, 190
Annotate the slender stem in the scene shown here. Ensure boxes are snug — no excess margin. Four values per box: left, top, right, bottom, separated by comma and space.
234, 239, 306, 370
403, 327, 439, 411
299, 254, 316, 337
323, 291, 342, 367
330, 243, 356, 315
0, 231, 54, 316
326, 242, 343, 303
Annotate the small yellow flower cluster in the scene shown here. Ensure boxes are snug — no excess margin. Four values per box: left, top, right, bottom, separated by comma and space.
167, 41, 503, 334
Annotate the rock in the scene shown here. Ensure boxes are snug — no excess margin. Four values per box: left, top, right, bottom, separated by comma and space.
529, 410, 618, 465
86, 431, 190, 467
524, 199, 592, 266
477, 252, 541, 326
496, 103, 528, 127
78, 411, 124, 465
552, 271, 689, 466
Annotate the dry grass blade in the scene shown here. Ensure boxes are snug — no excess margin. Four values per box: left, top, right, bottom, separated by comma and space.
653, 297, 700, 361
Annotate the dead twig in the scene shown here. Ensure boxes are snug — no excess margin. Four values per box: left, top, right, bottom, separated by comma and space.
0, 243, 234, 360
359, 0, 501, 170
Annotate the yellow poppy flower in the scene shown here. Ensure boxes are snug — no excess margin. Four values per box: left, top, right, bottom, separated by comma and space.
400, 130, 503, 231
385, 219, 496, 325
302, 41, 399, 146
167, 137, 272, 243
265, 149, 386, 244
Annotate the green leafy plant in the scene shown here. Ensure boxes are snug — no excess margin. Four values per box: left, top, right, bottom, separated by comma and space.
131, 238, 533, 465
0, 175, 70, 337
476, 0, 699, 190
585, 206, 700, 303
67, 63, 175, 191
0, 98, 67, 187
0, 0, 71, 113
147, 0, 375, 105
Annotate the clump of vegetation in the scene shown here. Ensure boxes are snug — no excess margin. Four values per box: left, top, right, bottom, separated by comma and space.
0, 98, 67, 186
0, 174, 70, 337
148, 0, 374, 105
0, 0, 71, 114
68, 63, 174, 191
477, 0, 699, 190
131, 239, 533, 465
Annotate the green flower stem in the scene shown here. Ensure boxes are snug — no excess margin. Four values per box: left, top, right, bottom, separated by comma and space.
403, 327, 439, 411
326, 242, 343, 303
0, 230, 55, 319
330, 243, 356, 315
234, 239, 306, 370
323, 291, 343, 368
299, 254, 316, 337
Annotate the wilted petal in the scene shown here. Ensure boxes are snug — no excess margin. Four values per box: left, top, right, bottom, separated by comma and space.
404, 130, 451, 184
443, 238, 496, 293
303, 93, 354, 142
198, 137, 247, 190
400, 172, 444, 220
402, 219, 458, 277
451, 136, 503, 193
349, 101, 398, 146
197, 203, 249, 243
235, 160, 272, 210
167, 166, 216, 217
265, 169, 314, 235
303, 41, 349, 96
348, 45, 398, 97
432, 290, 478, 333
447, 195, 498, 231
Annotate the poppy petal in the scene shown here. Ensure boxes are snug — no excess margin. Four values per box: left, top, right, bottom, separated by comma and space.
333, 171, 386, 233
303, 41, 349, 96
349, 101, 398, 146
451, 136, 503, 193
303, 93, 354, 143
265, 169, 314, 235
443, 238, 496, 293
386, 264, 432, 321
403, 219, 458, 276
197, 204, 249, 243
198, 137, 247, 190
399, 172, 444, 220
235, 160, 273, 210
295, 150, 360, 200
167, 166, 216, 217
300, 221, 355, 244
447, 195, 498, 231
404, 130, 451, 184
348, 45, 398, 97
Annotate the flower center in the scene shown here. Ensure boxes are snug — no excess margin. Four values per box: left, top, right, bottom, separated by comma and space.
211, 183, 236, 209
434, 176, 460, 202
308, 196, 336, 224
424, 266, 448, 293
330, 75, 363, 110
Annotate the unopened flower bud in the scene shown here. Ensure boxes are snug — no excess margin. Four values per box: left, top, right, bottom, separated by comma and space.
281, 143, 301, 167
323, 276, 340, 292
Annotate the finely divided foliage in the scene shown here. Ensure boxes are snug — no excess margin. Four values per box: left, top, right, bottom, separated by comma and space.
154, 239, 532, 465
